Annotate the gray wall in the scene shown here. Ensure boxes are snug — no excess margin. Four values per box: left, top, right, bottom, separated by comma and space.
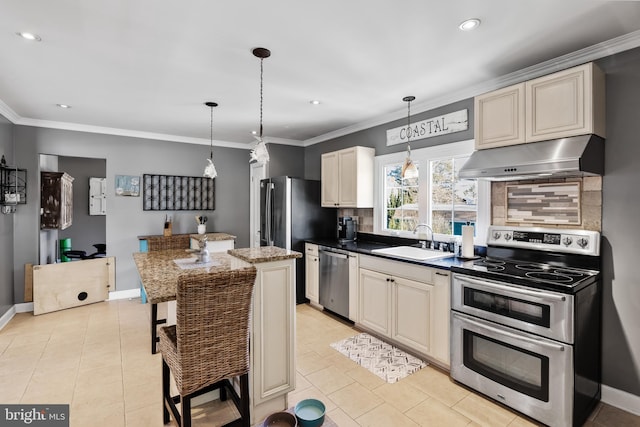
266, 143, 306, 179
58, 156, 107, 256
13, 126, 251, 302
596, 48, 640, 397
304, 99, 474, 180
0, 115, 14, 315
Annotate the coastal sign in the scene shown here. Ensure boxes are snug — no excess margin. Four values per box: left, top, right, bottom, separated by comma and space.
386, 109, 468, 146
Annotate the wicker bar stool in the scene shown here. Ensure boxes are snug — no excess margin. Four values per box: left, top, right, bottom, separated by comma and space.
146, 234, 192, 354
159, 267, 257, 427
147, 235, 191, 251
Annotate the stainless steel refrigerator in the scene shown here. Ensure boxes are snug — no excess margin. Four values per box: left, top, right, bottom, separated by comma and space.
260, 176, 336, 303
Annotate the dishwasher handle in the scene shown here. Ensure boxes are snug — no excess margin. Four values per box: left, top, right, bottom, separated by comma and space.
320, 249, 348, 260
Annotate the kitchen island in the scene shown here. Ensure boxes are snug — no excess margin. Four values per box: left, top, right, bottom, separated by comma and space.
133, 246, 301, 424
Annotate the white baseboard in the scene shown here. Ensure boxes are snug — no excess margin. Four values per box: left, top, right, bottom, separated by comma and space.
602, 384, 640, 416
15, 302, 34, 313
0, 303, 33, 331
108, 288, 141, 300
0, 305, 16, 330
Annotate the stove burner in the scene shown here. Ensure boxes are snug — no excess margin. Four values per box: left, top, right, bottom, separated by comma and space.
526, 271, 574, 283
553, 268, 585, 277
473, 259, 506, 272
515, 263, 547, 272
474, 259, 505, 267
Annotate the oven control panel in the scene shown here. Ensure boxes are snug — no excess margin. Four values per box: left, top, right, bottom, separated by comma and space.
487, 226, 600, 256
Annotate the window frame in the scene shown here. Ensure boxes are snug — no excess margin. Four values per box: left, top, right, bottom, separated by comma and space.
373, 139, 490, 245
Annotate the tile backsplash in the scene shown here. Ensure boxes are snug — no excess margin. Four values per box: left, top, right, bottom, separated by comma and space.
492, 176, 602, 231
337, 208, 374, 233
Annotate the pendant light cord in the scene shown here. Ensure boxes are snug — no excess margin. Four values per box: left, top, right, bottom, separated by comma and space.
259, 57, 264, 140
209, 105, 214, 159
407, 99, 411, 155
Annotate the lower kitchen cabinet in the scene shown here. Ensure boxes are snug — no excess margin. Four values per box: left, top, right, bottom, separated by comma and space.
393, 276, 433, 355
358, 254, 450, 368
348, 251, 358, 321
305, 243, 319, 305
359, 268, 391, 335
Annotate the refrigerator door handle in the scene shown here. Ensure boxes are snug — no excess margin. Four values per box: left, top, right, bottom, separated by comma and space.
266, 182, 274, 246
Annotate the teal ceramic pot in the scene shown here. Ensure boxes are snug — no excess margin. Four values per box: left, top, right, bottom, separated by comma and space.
294, 399, 326, 427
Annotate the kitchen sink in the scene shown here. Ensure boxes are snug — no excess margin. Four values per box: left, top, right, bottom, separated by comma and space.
370, 246, 453, 261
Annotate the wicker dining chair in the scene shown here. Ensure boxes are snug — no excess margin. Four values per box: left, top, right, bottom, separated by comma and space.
147, 235, 191, 251
159, 267, 257, 427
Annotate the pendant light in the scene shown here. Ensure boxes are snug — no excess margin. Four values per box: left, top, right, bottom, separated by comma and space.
250, 47, 271, 164
203, 101, 218, 179
401, 95, 419, 179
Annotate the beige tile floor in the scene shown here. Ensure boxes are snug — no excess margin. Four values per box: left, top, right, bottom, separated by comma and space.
0, 299, 638, 426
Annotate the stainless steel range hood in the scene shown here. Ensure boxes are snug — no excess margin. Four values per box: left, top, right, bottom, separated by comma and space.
459, 134, 604, 181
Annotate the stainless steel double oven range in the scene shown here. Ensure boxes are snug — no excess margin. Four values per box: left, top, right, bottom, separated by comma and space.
450, 226, 601, 427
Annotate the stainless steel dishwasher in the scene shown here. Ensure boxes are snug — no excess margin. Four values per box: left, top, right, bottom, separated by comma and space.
318, 246, 350, 318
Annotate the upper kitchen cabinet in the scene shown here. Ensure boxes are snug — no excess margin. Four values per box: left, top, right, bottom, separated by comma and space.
474, 62, 605, 150
321, 146, 374, 208
474, 83, 526, 149
41, 171, 74, 230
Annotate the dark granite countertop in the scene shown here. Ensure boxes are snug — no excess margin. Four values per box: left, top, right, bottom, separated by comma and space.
306, 233, 484, 270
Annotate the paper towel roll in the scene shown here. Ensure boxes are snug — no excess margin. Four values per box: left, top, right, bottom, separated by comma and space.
462, 225, 474, 258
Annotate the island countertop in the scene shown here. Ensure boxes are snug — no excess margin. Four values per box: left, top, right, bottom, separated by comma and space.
133, 249, 253, 304
134, 246, 300, 304
188, 232, 236, 241
228, 246, 302, 264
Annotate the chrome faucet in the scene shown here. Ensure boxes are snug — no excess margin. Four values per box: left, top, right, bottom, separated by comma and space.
413, 223, 434, 249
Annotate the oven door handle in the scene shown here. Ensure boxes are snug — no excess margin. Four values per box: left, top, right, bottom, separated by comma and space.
455, 274, 566, 302
459, 314, 566, 352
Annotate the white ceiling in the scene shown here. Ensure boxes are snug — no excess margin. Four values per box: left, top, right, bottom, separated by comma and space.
2, 1, 640, 149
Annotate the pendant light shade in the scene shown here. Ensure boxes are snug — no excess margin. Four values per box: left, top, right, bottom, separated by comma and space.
203, 101, 218, 179
250, 47, 271, 164
401, 96, 419, 179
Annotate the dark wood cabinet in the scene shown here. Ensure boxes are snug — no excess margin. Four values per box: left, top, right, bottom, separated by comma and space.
41, 171, 74, 230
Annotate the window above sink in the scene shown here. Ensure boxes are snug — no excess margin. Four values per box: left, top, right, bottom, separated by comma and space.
373, 140, 490, 246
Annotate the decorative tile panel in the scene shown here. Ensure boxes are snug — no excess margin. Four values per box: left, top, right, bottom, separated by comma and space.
143, 174, 215, 211
506, 182, 581, 225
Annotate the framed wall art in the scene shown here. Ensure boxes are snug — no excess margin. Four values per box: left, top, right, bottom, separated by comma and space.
143, 174, 215, 211
115, 175, 140, 196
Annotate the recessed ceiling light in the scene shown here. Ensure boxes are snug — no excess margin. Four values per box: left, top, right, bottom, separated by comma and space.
458, 18, 481, 31
309, 100, 321, 105
16, 32, 42, 41
251, 130, 258, 135
56, 104, 71, 109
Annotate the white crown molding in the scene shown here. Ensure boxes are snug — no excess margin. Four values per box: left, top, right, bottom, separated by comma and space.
0, 99, 21, 123
16, 117, 253, 150
264, 136, 304, 147
303, 29, 640, 147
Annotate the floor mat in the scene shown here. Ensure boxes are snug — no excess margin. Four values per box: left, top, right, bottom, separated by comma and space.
330, 332, 427, 383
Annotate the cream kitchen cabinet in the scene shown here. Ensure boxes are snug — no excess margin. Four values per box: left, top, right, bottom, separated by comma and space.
525, 62, 605, 142
305, 243, 320, 305
358, 254, 451, 368
475, 62, 605, 149
474, 83, 526, 149
250, 257, 296, 422
321, 146, 374, 208
348, 251, 359, 322
359, 267, 392, 336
